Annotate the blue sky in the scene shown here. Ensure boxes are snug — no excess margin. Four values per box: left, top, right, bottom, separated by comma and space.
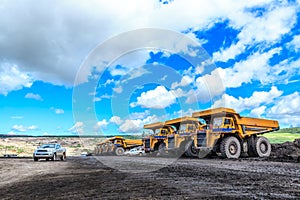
0, 0, 300, 136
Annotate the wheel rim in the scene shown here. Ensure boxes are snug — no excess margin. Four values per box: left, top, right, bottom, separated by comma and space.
260, 142, 267, 153
229, 143, 237, 155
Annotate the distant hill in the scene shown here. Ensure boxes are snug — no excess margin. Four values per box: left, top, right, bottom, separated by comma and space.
275, 127, 300, 134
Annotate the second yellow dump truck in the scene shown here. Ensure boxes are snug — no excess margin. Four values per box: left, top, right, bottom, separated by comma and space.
143, 117, 205, 156
94, 136, 143, 156
192, 107, 279, 159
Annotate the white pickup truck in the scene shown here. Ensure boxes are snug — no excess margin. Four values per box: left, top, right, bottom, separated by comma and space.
33, 143, 66, 161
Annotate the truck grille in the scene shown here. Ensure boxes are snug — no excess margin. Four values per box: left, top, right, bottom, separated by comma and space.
144, 139, 150, 148
37, 150, 48, 152
197, 132, 206, 147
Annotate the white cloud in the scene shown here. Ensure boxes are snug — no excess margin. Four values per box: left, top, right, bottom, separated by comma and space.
217, 48, 281, 88
214, 3, 297, 62
213, 86, 283, 112
110, 116, 123, 125
131, 86, 177, 109
93, 94, 111, 102
2, 0, 293, 89
250, 106, 267, 118
96, 119, 109, 129
55, 109, 64, 114
186, 68, 224, 103
118, 115, 159, 133
25, 93, 43, 101
113, 86, 123, 94
268, 92, 300, 127
11, 124, 38, 132
171, 75, 193, 89
68, 121, 84, 134
288, 34, 300, 51
0, 64, 33, 95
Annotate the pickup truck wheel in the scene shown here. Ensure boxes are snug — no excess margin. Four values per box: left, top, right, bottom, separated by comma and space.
60, 153, 66, 161
115, 147, 124, 156
220, 136, 241, 159
46, 158, 49, 161
33, 157, 38, 162
254, 136, 271, 157
52, 153, 56, 161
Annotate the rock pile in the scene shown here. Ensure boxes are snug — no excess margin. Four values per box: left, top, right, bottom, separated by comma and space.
270, 138, 300, 162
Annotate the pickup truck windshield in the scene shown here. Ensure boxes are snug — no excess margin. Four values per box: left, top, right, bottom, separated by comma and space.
41, 144, 55, 148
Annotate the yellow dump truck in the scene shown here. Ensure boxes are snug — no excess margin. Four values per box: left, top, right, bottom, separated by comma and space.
192, 107, 279, 159
143, 117, 205, 156
143, 122, 175, 156
94, 136, 143, 156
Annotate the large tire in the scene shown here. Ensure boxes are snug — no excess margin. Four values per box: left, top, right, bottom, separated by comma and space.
220, 136, 241, 159
254, 136, 271, 157
158, 143, 167, 156
184, 141, 198, 157
52, 153, 56, 161
246, 136, 257, 157
115, 147, 125, 156
33, 157, 38, 162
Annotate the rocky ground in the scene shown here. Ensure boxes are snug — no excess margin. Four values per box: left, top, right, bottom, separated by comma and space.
0, 156, 299, 199
0, 138, 299, 199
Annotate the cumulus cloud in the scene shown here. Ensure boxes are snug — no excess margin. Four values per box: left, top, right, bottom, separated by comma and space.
213, 3, 297, 62
186, 68, 224, 103
131, 86, 177, 109
171, 75, 194, 89
68, 121, 84, 134
287, 34, 300, 51
2, 0, 294, 93
0, 64, 33, 95
118, 115, 159, 133
217, 48, 281, 88
25, 93, 43, 101
268, 92, 300, 127
96, 119, 109, 130
213, 86, 283, 112
110, 116, 123, 125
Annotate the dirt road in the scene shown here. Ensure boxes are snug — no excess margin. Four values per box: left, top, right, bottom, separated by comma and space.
0, 156, 299, 199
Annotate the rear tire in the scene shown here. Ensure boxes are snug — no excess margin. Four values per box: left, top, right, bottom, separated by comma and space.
254, 136, 271, 157
60, 153, 66, 161
115, 147, 125, 156
220, 136, 241, 159
246, 136, 257, 157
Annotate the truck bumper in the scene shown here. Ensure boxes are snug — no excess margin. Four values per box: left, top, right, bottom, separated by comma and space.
33, 153, 54, 158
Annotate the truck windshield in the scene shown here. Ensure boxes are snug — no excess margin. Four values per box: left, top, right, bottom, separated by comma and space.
41, 144, 55, 148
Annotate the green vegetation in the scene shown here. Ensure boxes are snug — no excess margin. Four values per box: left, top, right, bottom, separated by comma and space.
275, 127, 300, 134
264, 132, 300, 144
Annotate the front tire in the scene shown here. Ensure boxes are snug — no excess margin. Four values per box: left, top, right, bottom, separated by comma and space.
33, 157, 38, 162
184, 141, 198, 157
254, 136, 271, 157
115, 147, 125, 156
220, 136, 241, 159
158, 143, 167, 156
52, 153, 56, 161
